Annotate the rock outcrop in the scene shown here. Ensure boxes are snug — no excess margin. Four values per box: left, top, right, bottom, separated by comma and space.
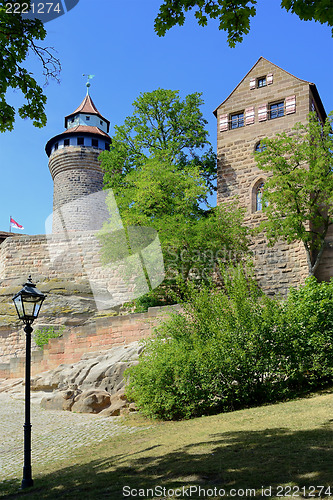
1, 341, 144, 416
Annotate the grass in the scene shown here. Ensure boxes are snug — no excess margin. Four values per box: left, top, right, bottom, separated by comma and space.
1, 388, 333, 499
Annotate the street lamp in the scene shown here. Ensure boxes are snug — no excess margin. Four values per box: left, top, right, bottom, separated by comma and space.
12, 276, 46, 489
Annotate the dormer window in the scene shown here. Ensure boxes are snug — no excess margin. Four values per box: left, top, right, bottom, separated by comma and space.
257, 77, 266, 88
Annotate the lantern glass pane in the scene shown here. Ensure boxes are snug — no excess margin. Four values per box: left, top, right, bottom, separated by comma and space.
13, 295, 24, 320
34, 303, 41, 318
23, 296, 43, 319
23, 299, 36, 319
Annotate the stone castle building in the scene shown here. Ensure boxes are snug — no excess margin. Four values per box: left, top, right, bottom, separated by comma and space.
214, 56, 332, 295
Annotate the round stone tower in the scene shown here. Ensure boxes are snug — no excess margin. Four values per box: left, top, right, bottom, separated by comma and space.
45, 90, 111, 233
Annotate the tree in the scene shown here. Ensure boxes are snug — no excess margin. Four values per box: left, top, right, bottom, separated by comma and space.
0, 0, 61, 131
100, 89, 249, 300
154, 0, 333, 47
100, 88, 216, 195
255, 111, 333, 276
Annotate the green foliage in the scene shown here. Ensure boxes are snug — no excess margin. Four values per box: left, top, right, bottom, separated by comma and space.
100, 88, 216, 196
154, 0, 333, 45
126, 268, 333, 420
0, 0, 61, 131
283, 276, 333, 384
255, 111, 333, 276
100, 89, 249, 300
33, 325, 64, 348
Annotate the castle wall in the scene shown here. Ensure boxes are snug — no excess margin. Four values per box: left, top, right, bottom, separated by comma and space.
0, 230, 155, 317
0, 305, 180, 379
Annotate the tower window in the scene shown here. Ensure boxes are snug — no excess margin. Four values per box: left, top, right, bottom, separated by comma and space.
86, 116, 90, 121
100, 120, 104, 126
105, 142, 110, 151
257, 77, 266, 88
230, 112, 244, 129
77, 137, 84, 146
54, 142, 58, 151
269, 101, 284, 119
64, 138, 70, 146
92, 138, 98, 148
256, 182, 265, 211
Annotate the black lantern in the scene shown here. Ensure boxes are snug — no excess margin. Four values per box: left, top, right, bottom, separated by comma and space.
12, 276, 46, 489
13, 276, 46, 324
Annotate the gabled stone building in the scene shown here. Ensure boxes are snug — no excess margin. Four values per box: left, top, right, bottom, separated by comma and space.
214, 56, 331, 295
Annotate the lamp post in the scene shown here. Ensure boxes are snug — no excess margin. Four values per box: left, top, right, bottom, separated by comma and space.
12, 276, 46, 489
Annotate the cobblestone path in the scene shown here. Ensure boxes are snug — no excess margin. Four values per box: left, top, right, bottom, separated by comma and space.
0, 392, 140, 482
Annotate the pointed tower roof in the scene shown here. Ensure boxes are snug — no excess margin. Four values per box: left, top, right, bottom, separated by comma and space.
65, 93, 110, 132
72, 94, 100, 115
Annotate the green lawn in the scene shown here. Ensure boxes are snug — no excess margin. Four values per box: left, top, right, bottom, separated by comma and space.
1, 389, 333, 499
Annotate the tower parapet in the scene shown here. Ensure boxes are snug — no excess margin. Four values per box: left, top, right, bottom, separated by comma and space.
45, 93, 111, 233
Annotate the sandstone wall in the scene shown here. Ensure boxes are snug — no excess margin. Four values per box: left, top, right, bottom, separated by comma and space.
0, 231, 146, 309
0, 305, 180, 379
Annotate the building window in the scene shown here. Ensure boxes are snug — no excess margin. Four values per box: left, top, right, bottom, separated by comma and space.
269, 101, 284, 119
105, 142, 110, 151
54, 142, 58, 151
100, 120, 104, 126
92, 138, 98, 148
86, 116, 90, 121
257, 77, 266, 88
256, 182, 265, 211
255, 141, 266, 152
77, 137, 84, 146
71, 118, 75, 123
230, 112, 244, 129
64, 138, 70, 146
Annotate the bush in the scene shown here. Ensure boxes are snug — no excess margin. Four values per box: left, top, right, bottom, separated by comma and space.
282, 276, 333, 386
126, 269, 333, 420
33, 326, 65, 348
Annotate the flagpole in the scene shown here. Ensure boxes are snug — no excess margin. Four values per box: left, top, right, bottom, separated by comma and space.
9, 215, 11, 233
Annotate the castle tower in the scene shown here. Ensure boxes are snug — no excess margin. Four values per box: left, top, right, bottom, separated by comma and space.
45, 87, 111, 233
214, 57, 329, 295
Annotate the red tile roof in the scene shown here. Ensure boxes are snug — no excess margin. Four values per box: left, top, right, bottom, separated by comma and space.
72, 94, 100, 115
63, 125, 110, 138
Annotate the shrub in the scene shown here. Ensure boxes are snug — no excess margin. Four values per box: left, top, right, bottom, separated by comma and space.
33, 326, 65, 348
126, 269, 333, 420
282, 276, 333, 386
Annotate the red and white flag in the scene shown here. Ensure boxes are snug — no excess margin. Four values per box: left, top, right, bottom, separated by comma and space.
10, 217, 24, 230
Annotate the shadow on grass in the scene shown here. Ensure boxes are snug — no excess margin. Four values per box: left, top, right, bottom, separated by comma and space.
1, 425, 332, 499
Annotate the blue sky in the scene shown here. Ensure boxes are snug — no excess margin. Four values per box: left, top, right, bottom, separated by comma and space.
0, 0, 332, 235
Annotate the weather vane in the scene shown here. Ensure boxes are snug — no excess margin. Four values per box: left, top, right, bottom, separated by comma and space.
83, 74, 95, 94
